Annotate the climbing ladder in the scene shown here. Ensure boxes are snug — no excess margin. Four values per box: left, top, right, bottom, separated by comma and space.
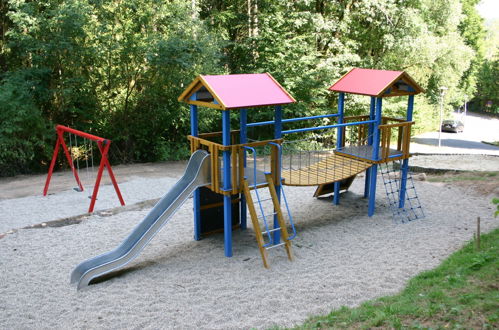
242, 145, 296, 268
380, 160, 424, 224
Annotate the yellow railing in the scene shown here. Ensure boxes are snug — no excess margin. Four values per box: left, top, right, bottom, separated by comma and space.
188, 135, 282, 195
379, 120, 414, 161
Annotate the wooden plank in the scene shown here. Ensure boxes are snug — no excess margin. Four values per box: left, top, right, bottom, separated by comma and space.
187, 100, 224, 110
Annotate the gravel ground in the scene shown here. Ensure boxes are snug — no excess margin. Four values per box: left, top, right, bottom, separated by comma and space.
410, 154, 499, 172
0, 174, 497, 329
0, 176, 179, 233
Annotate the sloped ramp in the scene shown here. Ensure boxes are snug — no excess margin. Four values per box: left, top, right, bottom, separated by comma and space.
70, 150, 211, 290
281, 153, 371, 186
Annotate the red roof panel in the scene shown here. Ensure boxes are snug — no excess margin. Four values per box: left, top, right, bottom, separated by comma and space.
329, 68, 419, 97
201, 73, 295, 109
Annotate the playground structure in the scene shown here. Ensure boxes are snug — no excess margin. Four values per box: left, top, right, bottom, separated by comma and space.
71, 69, 425, 289
43, 125, 125, 213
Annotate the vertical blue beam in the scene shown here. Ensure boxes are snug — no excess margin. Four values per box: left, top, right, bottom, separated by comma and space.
364, 97, 376, 198
240, 108, 247, 230
273, 105, 282, 243
222, 110, 232, 257
190, 96, 201, 240
368, 97, 382, 217
333, 93, 345, 205
399, 95, 414, 208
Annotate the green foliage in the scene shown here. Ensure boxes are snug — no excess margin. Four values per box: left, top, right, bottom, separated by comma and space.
493, 198, 499, 217
0, 71, 52, 176
0, 0, 491, 175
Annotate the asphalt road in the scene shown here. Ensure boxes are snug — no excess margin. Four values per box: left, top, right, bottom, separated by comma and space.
411, 112, 499, 155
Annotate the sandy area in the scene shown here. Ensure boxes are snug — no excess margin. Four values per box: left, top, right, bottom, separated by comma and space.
1, 165, 498, 329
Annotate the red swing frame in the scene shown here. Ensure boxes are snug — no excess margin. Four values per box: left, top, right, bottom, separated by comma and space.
43, 125, 125, 212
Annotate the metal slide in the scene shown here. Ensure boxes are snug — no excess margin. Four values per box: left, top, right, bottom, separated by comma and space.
70, 150, 211, 290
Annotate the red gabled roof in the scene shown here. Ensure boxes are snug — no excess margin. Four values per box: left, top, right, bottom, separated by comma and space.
178, 73, 296, 110
328, 68, 424, 97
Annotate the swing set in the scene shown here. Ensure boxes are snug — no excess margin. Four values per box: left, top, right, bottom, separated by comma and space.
43, 125, 125, 213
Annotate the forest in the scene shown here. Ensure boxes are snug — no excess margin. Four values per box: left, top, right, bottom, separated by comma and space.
0, 0, 497, 176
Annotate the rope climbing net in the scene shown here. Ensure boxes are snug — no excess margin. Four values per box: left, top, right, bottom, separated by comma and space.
379, 160, 425, 224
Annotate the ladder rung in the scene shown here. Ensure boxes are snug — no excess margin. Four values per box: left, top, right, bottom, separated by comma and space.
258, 212, 277, 220
265, 242, 285, 250
261, 227, 281, 235
249, 183, 269, 189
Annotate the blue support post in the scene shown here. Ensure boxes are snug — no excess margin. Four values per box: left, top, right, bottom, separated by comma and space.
368, 97, 382, 217
273, 105, 282, 244
333, 93, 345, 205
190, 97, 201, 240
240, 108, 247, 230
399, 95, 414, 208
222, 110, 232, 257
364, 97, 376, 198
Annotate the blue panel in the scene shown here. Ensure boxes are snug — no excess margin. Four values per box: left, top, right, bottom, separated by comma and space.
273, 105, 282, 243
372, 98, 382, 161
190, 99, 202, 240
222, 110, 232, 257
399, 158, 409, 208
368, 97, 375, 145
333, 93, 345, 205
368, 165, 378, 216
365, 96, 376, 198
399, 95, 414, 208
368, 97, 382, 216
364, 167, 370, 198
240, 109, 247, 230
407, 95, 414, 121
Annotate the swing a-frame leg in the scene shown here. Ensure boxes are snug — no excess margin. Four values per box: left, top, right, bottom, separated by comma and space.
43, 125, 125, 213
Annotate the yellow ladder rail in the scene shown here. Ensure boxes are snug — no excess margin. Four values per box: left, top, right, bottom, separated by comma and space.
242, 175, 293, 268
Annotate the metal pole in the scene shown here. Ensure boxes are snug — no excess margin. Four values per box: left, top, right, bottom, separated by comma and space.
190, 99, 201, 241
273, 105, 282, 243
438, 86, 447, 148
463, 94, 468, 124
333, 93, 345, 205
240, 108, 247, 230
222, 110, 233, 257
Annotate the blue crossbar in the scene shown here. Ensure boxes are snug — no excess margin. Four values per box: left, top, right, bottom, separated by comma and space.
247, 113, 340, 128
282, 119, 376, 135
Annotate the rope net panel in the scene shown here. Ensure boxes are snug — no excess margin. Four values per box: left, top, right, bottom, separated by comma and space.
279, 124, 373, 186
380, 160, 425, 224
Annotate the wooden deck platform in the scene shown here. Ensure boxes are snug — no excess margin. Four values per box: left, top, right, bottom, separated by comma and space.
281, 153, 372, 186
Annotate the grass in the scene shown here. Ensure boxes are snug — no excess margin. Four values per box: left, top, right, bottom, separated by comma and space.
426, 171, 498, 183
289, 228, 499, 329
482, 141, 499, 147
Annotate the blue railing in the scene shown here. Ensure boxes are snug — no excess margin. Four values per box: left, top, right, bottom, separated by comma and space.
246, 113, 340, 128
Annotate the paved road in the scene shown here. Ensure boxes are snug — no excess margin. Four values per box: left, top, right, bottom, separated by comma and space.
411, 112, 499, 155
